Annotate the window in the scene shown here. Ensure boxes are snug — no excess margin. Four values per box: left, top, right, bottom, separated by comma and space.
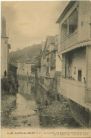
51, 65, 55, 70
78, 70, 82, 81
61, 8, 78, 40
69, 9, 78, 34
47, 58, 49, 62
4, 70, 7, 77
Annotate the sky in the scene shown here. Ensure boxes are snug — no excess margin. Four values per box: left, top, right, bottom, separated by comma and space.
2, 1, 67, 51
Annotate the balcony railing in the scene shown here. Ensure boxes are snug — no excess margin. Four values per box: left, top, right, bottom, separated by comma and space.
61, 31, 78, 52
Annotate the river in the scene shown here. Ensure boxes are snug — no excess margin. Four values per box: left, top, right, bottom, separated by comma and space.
2, 80, 80, 128
7, 92, 40, 128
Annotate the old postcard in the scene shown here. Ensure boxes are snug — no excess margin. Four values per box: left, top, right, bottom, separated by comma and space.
1, 0, 91, 138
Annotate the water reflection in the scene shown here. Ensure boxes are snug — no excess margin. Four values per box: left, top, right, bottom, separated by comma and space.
12, 93, 36, 116
2, 78, 81, 128
10, 93, 40, 128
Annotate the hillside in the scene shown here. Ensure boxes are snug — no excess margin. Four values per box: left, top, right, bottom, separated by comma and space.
9, 44, 42, 64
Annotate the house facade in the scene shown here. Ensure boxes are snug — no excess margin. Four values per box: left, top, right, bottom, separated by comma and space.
37, 35, 62, 104
57, 1, 91, 126
17, 60, 32, 78
1, 17, 11, 78
17, 60, 32, 94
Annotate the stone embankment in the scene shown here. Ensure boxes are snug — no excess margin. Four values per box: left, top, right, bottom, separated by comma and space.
37, 96, 80, 128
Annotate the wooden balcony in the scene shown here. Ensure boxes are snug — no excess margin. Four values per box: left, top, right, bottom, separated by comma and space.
61, 31, 78, 52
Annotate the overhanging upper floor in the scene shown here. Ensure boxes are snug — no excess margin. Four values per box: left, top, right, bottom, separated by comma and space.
60, 40, 91, 54
57, 1, 91, 54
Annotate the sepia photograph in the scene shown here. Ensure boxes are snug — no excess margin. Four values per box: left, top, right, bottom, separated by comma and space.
1, 0, 91, 137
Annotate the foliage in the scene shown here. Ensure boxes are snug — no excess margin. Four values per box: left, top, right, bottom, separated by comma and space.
9, 44, 42, 63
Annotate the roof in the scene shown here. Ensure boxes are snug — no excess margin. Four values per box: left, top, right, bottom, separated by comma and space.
44, 35, 57, 51
56, 1, 76, 23
37, 35, 58, 60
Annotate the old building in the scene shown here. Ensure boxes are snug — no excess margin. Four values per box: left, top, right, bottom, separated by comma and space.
57, 1, 91, 126
17, 59, 33, 77
36, 36, 62, 104
1, 17, 11, 78
17, 59, 32, 94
